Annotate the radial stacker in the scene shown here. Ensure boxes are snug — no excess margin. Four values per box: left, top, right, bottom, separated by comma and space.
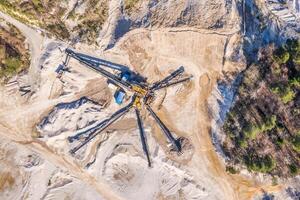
61, 48, 193, 167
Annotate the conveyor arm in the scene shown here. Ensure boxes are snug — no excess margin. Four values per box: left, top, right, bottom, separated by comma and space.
135, 108, 151, 167
145, 105, 181, 152
150, 66, 185, 90
70, 101, 133, 154
152, 76, 192, 91
65, 49, 133, 91
65, 48, 129, 72
68, 118, 109, 143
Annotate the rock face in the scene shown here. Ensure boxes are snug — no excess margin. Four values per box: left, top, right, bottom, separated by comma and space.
126, 0, 238, 28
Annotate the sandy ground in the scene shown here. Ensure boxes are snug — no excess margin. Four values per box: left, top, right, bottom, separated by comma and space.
0, 4, 294, 200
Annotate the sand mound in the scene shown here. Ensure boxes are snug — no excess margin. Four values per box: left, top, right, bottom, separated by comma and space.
37, 97, 107, 137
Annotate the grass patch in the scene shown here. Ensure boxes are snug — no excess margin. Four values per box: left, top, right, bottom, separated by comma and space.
1, 57, 22, 78
289, 164, 299, 176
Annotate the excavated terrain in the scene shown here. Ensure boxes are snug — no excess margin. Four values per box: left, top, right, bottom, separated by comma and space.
0, 0, 299, 200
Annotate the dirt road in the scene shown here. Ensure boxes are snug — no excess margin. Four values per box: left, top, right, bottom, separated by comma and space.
0, 11, 43, 89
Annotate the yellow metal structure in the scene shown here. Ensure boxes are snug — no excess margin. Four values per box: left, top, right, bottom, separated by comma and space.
132, 85, 147, 96
133, 96, 142, 110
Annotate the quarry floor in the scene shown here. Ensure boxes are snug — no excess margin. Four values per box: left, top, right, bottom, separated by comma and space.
0, 10, 285, 200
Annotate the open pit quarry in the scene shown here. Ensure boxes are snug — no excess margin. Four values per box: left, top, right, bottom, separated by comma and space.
0, 0, 299, 200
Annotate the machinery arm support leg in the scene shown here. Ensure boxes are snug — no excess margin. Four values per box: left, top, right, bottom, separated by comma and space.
135, 108, 151, 167
146, 105, 181, 152
70, 102, 133, 154
152, 76, 192, 91
150, 66, 185, 90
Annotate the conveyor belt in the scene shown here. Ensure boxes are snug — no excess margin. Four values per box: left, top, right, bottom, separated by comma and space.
152, 76, 192, 91
150, 66, 185, 90
146, 105, 181, 152
68, 119, 108, 143
65, 48, 129, 72
65, 49, 133, 91
70, 101, 133, 154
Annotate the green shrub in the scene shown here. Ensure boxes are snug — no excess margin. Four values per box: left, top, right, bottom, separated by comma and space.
0, 1, 40, 26
238, 138, 248, 148
245, 155, 276, 173
67, 9, 77, 20
281, 87, 296, 103
4, 57, 21, 72
293, 51, 300, 64
243, 115, 277, 140
0, 46, 5, 58
31, 0, 42, 8
272, 63, 281, 75
264, 115, 277, 131
286, 39, 300, 53
289, 77, 300, 88
276, 137, 284, 147
292, 135, 300, 152
289, 164, 298, 176
244, 125, 261, 139
226, 166, 238, 174
0, 57, 22, 78
270, 85, 295, 103
285, 39, 300, 64
272, 47, 290, 64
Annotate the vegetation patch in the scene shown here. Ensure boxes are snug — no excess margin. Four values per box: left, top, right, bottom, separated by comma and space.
0, 0, 109, 43
71, 0, 108, 44
243, 115, 277, 140
245, 154, 276, 173
0, 22, 30, 82
292, 134, 300, 152
0, 0, 69, 39
0, 0, 40, 26
222, 39, 300, 177
225, 166, 238, 174
124, 0, 140, 13
270, 84, 296, 103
